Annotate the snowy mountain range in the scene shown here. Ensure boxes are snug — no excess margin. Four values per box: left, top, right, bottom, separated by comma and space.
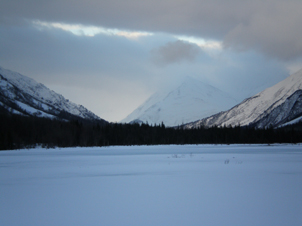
0, 66, 106, 123
3, 65, 301, 129
184, 69, 302, 129
121, 76, 238, 127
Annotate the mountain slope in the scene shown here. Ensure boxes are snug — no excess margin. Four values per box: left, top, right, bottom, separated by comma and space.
0, 66, 107, 123
251, 90, 302, 128
184, 69, 302, 129
121, 77, 238, 127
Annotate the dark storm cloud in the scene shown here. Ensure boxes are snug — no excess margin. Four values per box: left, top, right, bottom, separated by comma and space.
1, 0, 302, 60
151, 40, 200, 66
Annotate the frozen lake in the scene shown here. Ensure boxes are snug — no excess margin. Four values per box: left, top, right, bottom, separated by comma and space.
1, 144, 302, 226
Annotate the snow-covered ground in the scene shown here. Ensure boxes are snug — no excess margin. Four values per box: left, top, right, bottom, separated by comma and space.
1, 144, 302, 226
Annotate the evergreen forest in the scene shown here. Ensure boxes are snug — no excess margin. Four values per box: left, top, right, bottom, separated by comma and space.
1, 109, 302, 150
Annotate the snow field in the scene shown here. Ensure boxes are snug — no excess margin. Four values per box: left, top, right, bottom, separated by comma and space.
1, 144, 302, 226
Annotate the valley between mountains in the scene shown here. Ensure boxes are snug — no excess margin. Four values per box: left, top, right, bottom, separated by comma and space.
1, 65, 302, 129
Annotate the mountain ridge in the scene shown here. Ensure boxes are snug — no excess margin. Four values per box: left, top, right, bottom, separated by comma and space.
0, 66, 107, 123
183, 69, 302, 129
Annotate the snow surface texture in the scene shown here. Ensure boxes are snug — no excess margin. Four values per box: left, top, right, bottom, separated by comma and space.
1, 145, 302, 226
121, 76, 238, 127
185, 69, 302, 129
0, 66, 101, 120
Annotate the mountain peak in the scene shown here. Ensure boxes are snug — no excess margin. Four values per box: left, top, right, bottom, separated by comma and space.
121, 76, 238, 127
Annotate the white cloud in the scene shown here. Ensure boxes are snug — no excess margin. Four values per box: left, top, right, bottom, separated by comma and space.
33, 20, 102, 36
32, 20, 153, 39
176, 36, 222, 50
115, 31, 152, 40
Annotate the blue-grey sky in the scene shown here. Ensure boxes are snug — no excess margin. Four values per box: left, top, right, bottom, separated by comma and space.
1, 0, 302, 122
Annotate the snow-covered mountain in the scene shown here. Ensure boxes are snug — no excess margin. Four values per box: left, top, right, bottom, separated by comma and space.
0, 66, 106, 122
121, 77, 238, 127
251, 90, 302, 128
184, 69, 302, 129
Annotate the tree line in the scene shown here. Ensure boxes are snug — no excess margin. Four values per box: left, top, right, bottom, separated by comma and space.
1, 110, 302, 150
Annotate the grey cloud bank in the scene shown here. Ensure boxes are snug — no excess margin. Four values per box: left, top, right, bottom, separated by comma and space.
151, 40, 201, 66
2, 0, 302, 61
0, 0, 301, 121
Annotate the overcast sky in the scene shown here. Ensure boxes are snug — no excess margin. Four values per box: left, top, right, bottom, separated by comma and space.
1, 0, 302, 122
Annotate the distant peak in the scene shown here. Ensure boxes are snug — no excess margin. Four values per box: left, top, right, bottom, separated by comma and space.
121, 75, 238, 126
